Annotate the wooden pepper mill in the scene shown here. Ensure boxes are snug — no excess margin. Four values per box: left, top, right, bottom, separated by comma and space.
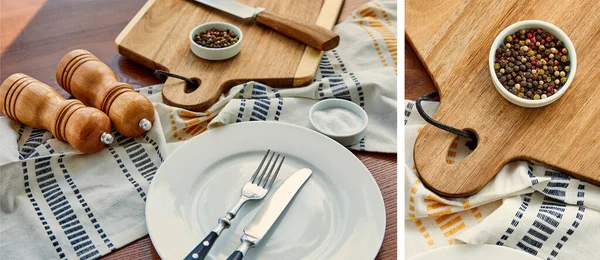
0, 73, 114, 153
56, 49, 154, 137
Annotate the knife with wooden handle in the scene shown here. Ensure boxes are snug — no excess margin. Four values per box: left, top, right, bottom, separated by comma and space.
193, 0, 340, 51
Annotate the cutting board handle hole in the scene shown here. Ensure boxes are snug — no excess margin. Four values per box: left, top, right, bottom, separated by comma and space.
446, 130, 477, 164
184, 78, 201, 94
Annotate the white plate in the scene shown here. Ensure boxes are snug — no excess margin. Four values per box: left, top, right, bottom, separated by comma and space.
146, 122, 386, 260
408, 245, 539, 260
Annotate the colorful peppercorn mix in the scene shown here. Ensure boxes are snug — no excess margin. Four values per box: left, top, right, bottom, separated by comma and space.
494, 28, 570, 100
194, 28, 239, 48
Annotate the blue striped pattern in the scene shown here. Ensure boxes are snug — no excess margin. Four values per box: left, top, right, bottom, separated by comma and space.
541, 171, 571, 198
107, 146, 147, 201
20, 128, 46, 159
17, 124, 25, 142
547, 206, 585, 260
331, 50, 347, 73
34, 156, 100, 259
57, 154, 115, 253
404, 102, 413, 125
237, 83, 247, 98
497, 194, 531, 246
236, 99, 247, 123
143, 134, 164, 163
114, 133, 158, 183
235, 83, 284, 122
248, 84, 269, 98
250, 99, 271, 121
317, 82, 326, 98
576, 183, 585, 206
349, 73, 365, 107
516, 196, 566, 256
329, 76, 351, 101
527, 163, 539, 185
318, 54, 336, 77
22, 160, 66, 259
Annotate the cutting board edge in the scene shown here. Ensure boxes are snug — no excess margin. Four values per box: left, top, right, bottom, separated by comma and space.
293, 0, 344, 87
115, 0, 343, 89
115, 0, 157, 49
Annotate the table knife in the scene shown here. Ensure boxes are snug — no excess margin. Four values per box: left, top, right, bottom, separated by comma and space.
192, 0, 340, 51
225, 168, 312, 260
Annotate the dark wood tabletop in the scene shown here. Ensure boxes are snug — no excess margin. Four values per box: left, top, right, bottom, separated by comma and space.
405, 39, 436, 100
0, 0, 396, 259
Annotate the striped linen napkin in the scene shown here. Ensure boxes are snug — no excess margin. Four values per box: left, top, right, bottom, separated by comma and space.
404, 100, 600, 260
0, 2, 396, 259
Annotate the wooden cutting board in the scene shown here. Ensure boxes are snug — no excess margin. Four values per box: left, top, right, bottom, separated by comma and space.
116, 0, 343, 111
406, 0, 600, 197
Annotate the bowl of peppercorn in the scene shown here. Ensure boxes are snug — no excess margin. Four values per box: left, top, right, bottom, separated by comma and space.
189, 22, 243, 60
489, 20, 576, 108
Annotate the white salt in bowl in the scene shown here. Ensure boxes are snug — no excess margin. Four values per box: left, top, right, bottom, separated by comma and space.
308, 99, 368, 146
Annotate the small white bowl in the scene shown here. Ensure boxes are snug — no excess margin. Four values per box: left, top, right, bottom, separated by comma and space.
489, 20, 577, 108
308, 99, 368, 146
189, 22, 243, 60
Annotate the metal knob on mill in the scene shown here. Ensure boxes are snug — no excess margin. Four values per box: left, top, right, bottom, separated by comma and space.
0, 73, 113, 153
56, 49, 155, 137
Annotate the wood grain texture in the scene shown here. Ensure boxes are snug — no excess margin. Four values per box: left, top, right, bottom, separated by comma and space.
404, 39, 437, 100
0, 73, 112, 153
0, 0, 395, 259
56, 49, 155, 137
254, 9, 340, 51
406, 0, 600, 197
116, 0, 343, 112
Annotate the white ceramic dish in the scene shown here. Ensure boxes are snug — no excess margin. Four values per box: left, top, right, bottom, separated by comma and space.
489, 20, 577, 108
308, 99, 368, 146
409, 245, 539, 260
146, 121, 385, 260
189, 22, 243, 60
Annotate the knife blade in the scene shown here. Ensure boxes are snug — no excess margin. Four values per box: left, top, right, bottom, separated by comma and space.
195, 0, 259, 19
225, 168, 312, 260
192, 0, 340, 51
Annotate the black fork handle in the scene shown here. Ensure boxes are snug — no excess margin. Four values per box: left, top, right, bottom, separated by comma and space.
226, 250, 244, 260
183, 231, 219, 260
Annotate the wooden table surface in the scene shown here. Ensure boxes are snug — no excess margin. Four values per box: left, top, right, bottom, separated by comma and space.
405, 39, 436, 100
0, 0, 397, 259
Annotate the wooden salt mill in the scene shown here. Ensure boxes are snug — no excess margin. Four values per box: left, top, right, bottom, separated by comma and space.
0, 73, 114, 153
56, 49, 154, 137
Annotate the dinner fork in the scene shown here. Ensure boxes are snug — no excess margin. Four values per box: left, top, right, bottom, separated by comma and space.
184, 150, 285, 260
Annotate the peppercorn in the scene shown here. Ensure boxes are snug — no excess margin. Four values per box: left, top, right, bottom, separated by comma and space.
493, 28, 570, 100
193, 28, 239, 48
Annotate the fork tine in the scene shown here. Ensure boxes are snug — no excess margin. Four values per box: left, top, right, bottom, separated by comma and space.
250, 150, 270, 183
254, 152, 275, 184
267, 156, 285, 189
260, 154, 280, 187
